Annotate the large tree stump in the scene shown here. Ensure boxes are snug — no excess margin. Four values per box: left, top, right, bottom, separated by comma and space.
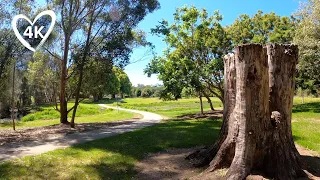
187, 44, 305, 180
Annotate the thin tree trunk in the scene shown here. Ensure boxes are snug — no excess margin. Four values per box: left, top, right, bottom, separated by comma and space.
203, 93, 214, 111
11, 61, 16, 131
199, 94, 203, 115
70, 9, 95, 128
59, 35, 70, 124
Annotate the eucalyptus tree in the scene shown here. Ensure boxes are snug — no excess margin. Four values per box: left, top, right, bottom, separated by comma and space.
45, 0, 159, 126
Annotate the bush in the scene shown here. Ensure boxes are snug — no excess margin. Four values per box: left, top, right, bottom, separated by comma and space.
142, 88, 152, 97
21, 114, 36, 122
22, 109, 60, 122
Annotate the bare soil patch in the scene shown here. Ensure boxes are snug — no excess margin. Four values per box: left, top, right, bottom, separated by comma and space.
0, 120, 135, 146
135, 146, 320, 180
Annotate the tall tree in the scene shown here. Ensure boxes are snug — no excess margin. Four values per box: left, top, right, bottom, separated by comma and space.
45, 0, 159, 126
146, 6, 231, 109
294, 0, 320, 94
113, 67, 132, 98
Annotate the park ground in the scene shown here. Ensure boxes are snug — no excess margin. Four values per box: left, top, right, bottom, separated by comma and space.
0, 97, 319, 179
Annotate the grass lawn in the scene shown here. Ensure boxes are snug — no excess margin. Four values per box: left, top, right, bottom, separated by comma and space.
104, 97, 223, 118
103, 96, 320, 152
0, 97, 319, 179
0, 104, 136, 129
0, 119, 221, 180
292, 97, 320, 152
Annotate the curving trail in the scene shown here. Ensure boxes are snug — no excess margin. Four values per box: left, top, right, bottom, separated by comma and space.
0, 104, 163, 162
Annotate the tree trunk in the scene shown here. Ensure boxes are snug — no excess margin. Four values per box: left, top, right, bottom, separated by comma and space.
59, 35, 70, 124
203, 92, 215, 111
187, 44, 305, 180
70, 9, 95, 128
112, 94, 116, 99
199, 94, 204, 115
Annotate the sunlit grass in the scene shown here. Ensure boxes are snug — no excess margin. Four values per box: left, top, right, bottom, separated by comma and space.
110, 97, 223, 118
0, 119, 221, 180
0, 108, 136, 130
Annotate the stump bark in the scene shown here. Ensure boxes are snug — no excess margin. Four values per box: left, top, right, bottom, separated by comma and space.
187, 44, 305, 180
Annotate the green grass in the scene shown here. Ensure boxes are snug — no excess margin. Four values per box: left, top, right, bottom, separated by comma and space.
99, 96, 320, 152
291, 97, 320, 152
0, 119, 221, 180
0, 107, 136, 130
21, 103, 106, 122
107, 97, 223, 118
0, 96, 319, 179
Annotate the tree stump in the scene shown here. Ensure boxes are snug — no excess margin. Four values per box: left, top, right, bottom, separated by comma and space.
187, 44, 305, 180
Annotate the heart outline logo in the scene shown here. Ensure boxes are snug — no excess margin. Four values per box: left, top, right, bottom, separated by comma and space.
11, 10, 56, 52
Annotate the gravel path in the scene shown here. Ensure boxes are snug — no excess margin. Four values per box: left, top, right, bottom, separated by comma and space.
0, 104, 163, 162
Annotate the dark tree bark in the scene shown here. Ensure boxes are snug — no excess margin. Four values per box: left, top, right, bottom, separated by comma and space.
59, 34, 70, 124
262, 44, 304, 179
187, 44, 305, 180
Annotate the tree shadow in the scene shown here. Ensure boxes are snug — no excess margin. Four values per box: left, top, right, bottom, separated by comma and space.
301, 155, 320, 177
292, 102, 320, 113
64, 120, 221, 179
175, 110, 223, 121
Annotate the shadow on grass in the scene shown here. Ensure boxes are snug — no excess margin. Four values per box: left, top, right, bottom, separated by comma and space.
72, 120, 221, 179
0, 120, 221, 179
175, 110, 223, 121
302, 155, 320, 177
293, 102, 320, 113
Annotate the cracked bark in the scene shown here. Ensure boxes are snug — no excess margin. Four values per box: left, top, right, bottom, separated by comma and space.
187, 44, 305, 180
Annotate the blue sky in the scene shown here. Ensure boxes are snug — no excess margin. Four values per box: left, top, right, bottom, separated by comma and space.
35, 0, 301, 86
126, 0, 301, 86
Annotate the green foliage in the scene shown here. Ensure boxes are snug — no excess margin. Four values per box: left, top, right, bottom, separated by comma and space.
21, 109, 59, 122
27, 52, 59, 105
227, 10, 296, 45
146, 6, 230, 102
113, 67, 132, 97
136, 89, 142, 97
294, 0, 320, 93
141, 88, 152, 97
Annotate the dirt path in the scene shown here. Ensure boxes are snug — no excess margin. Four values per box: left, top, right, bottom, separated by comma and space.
0, 104, 163, 162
